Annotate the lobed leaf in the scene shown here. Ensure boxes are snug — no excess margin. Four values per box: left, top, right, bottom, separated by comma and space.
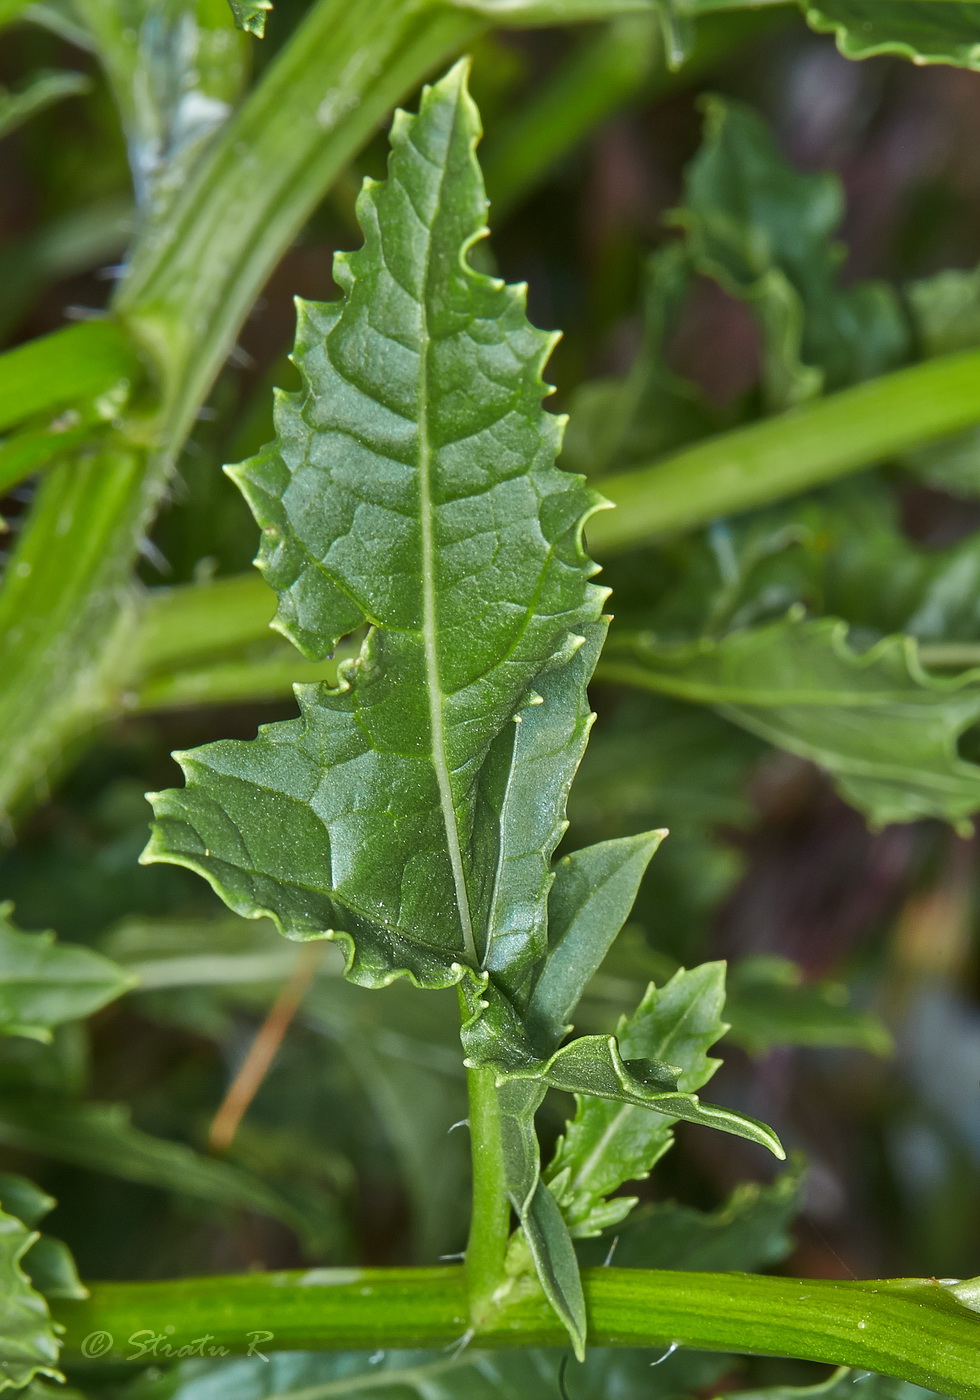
0, 1175, 86, 1303
604, 614, 980, 830
546, 963, 733, 1236
145, 60, 605, 1007
0, 1203, 60, 1393
803, 2, 980, 70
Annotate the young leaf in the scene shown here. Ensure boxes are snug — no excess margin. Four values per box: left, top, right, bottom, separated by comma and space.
803, 2, 980, 71
545, 963, 733, 1237
144, 58, 604, 1002
0, 1204, 61, 1393
525, 829, 666, 1050
0, 906, 136, 1042
603, 614, 980, 831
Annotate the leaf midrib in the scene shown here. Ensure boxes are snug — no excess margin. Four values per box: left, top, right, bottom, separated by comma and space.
415, 99, 478, 970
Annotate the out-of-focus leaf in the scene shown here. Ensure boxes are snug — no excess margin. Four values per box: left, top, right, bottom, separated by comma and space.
0, 1098, 314, 1242
0, 1174, 86, 1302
726, 955, 893, 1056
301, 978, 469, 1261
604, 614, 980, 830
227, 0, 270, 36
561, 244, 720, 477
0, 70, 89, 139
672, 96, 909, 409
0, 1203, 61, 1393
586, 1155, 805, 1270
120, 1343, 726, 1400
545, 964, 730, 1236
803, 2, 980, 71
717, 1365, 950, 1400
0, 905, 136, 1043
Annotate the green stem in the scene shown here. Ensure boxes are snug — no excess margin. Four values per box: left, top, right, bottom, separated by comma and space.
0, 0, 483, 825
52, 1267, 980, 1398
463, 1062, 511, 1329
588, 348, 980, 554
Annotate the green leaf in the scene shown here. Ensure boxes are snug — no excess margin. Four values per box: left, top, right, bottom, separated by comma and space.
0, 1099, 312, 1242
0, 1204, 61, 1393
525, 830, 666, 1049
672, 96, 909, 410
0, 905, 136, 1043
802, 2, 980, 70
227, 0, 271, 35
118, 1345, 725, 1400
145, 60, 603, 1000
591, 1156, 805, 1270
726, 955, 893, 1057
0, 1174, 87, 1303
0, 70, 89, 140
546, 963, 733, 1236
604, 614, 980, 830
717, 1366, 950, 1400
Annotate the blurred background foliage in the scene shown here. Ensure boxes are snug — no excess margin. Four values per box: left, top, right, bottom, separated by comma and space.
1, 1, 979, 1397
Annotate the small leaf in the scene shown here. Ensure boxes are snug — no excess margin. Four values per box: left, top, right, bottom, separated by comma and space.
803, 2, 980, 71
0, 905, 136, 1043
227, 0, 271, 36
606, 614, 980, 830
525, 829, 666, 1050
547, 964, 752, 1236
522, 1180, 587, 1361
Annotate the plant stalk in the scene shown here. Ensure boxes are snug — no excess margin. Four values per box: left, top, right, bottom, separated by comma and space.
52, 1267, 980, 1398
588, 347, 980, 553
463, 1061, 511, 1329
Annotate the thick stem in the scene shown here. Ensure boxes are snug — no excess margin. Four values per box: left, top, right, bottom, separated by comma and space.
588, 347, 980, 553
51, 1267, 980, 1398
463, 1062, 511, 1329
